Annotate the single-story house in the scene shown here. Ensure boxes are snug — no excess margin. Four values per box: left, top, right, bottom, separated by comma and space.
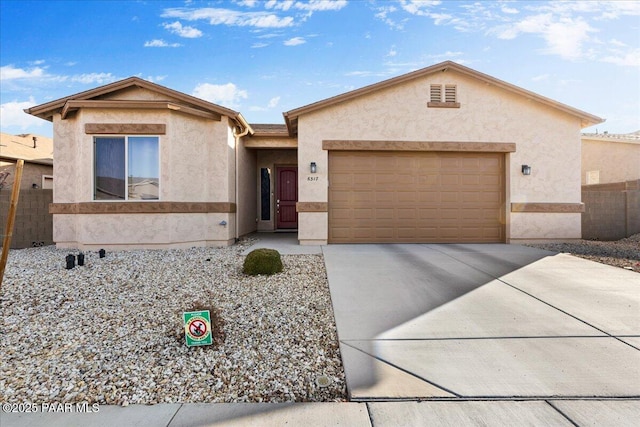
0, 133, 54, 190
581, 131, 640, 185
25, 61, 604, 250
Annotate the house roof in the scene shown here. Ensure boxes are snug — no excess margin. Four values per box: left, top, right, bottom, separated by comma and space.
0, 132, 54, 165
582, 130, 640, 144
283, 60, 605, 136
250, 123, 290, 137
25, 77, 252, 133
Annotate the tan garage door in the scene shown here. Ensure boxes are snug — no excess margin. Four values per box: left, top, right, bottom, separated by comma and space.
329, 151, 505, 243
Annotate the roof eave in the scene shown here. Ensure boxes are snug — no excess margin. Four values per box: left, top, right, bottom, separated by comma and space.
283, 60, 605, 134
24, 77, 245, 124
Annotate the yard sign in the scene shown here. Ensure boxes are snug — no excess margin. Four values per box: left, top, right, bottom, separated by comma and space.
183, 310, 212, 347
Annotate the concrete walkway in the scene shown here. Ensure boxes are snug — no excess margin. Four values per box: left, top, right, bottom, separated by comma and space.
3, 237, 639, 426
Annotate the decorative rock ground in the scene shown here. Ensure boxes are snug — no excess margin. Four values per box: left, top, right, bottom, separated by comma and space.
0, 239, 346, 404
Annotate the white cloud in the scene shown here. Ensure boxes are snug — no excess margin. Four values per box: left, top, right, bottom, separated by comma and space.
192, 82, 248, 109
136, 74, 167, 83
144, 39, 182, 47
284, 37, 306, 46
601, 48, 640, 67
400, 0, 441, 16
237, 0, 258, 7
268, 96, 280, 108
294, 0, 347, 12
387, 47, 397, 57
69, 73, 117, 85
375, 6, 405, 30
0, 65, 45, 81
252, 42, 269, 48
497, 14, 596, 60
543, 17, 596, 60
610, 39, 627, 47
163, 21, 203, 38
265, 0, 295, 11
0, 97, 46, 131
162, 7, 294, 28
501, 6, 519, 15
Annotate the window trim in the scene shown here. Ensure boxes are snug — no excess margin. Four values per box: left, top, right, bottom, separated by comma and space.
93, 135, 161, 202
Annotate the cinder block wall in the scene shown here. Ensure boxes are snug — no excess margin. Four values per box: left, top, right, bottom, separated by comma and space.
0, 189, 53, 248
582, 180, 640, 240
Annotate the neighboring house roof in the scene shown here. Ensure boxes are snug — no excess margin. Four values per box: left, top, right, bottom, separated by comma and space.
250, 123, 290, 137
0, 132, 54, 165
283, 60, 605, 136
24, 77, 252, 134
582, 130, 640, 144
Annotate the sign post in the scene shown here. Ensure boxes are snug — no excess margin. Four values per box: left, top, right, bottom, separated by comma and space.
183, 310, 212, 347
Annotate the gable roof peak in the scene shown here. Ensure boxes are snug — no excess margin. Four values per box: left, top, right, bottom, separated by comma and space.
283, 60, 604, 136
24, 76, 250, 132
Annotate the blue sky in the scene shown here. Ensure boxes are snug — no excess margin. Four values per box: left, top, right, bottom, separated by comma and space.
1, 0, 639, 138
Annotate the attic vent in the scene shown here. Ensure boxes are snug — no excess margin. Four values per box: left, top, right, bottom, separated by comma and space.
430, 85, 442, 103
445, 85, 457, 103
428, 84, 460, 108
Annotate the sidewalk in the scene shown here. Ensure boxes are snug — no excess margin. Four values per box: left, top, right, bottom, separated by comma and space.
2, 400, 639, 426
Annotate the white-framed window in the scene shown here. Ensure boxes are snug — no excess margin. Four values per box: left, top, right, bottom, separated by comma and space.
42, 174, 53, 190
94, 136, 159, 200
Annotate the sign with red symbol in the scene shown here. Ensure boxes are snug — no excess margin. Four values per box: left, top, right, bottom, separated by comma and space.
183, 310, 212, 347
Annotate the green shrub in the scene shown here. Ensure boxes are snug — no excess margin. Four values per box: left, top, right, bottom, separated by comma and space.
243, 248, 283, 275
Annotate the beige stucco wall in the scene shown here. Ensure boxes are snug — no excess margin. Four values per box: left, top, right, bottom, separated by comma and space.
582, 138, 640, 185
297, 69, 585, 244
237, 139, 257, 237
51, 87, 238, 249
53, 213, 234, 250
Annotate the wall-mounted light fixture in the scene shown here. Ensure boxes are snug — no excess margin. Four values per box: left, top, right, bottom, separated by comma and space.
522, 165, 532, 176
310, 162, 317, 174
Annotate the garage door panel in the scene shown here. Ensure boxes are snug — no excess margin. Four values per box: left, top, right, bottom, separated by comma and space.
329, 151, 505, 243
418, 192, 439, 202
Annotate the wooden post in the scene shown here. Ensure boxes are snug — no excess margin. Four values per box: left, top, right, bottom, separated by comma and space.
0, 159, 24, 289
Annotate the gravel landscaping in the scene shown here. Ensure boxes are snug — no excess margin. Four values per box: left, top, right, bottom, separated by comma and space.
0, 239, 346, 405
526, 233, 640, 273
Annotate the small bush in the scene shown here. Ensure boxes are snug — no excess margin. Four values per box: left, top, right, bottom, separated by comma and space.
243, 248, 283, 276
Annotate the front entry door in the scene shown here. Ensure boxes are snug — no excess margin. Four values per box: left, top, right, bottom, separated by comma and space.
276, 166, 298, 229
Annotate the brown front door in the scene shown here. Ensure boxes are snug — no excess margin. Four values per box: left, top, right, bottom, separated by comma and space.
276, 166, 298, 229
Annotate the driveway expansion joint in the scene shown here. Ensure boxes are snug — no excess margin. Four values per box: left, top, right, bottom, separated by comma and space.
340, 340, 462, 398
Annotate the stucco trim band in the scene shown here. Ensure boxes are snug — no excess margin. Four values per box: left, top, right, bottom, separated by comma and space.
427, 101, 461, 108
85, 123, 167, 135
510, 203, 585, 213
322, 140, 516, 152
296, 202, 328, 212
49, 202, 236, 214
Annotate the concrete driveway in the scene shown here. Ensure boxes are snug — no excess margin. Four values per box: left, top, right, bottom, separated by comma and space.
322, 244, 640, 401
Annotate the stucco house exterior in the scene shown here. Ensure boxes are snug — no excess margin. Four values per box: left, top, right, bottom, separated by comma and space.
1, 133, 54, 191
25, 61, 604, 249
581, 131, 640, 185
